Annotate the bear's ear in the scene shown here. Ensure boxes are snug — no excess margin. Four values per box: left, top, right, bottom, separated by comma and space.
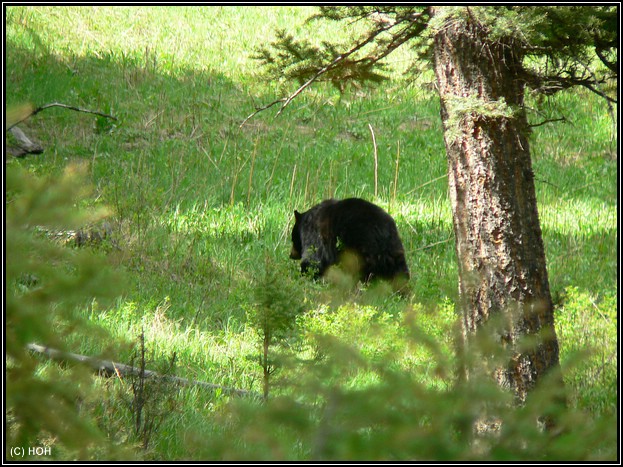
294, 210, 302, 221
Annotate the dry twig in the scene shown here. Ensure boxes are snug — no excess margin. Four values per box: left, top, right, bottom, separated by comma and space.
6, 102, 117, 132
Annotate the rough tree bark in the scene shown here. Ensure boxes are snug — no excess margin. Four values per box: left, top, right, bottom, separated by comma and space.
430, 7, 564, 409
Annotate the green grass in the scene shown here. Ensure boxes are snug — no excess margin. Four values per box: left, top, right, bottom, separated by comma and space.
6, 6, 617, 461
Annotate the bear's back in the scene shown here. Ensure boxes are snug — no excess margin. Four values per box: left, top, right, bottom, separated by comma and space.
326, 198, 409, 282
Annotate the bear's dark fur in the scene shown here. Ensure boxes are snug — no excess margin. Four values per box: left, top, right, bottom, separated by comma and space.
290, 198, 410, 290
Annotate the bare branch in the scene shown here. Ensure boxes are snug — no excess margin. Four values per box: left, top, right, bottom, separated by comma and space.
528, 116, 567, 128
412, 237, 453, 252
595, 46, 617, 74
240, 98, 286, 128
6, 102, 118, 132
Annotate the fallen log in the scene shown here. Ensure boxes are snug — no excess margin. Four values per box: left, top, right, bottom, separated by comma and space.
9, 126, 43, 154
26, 343, 257, 399
6, 126, 44, 158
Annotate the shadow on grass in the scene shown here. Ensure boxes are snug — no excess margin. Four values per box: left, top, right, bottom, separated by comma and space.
6, 23, 616, 336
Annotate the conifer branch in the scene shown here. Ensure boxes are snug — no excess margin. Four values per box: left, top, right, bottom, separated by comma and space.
242, 9, 428, 126
274, 19, 397, 117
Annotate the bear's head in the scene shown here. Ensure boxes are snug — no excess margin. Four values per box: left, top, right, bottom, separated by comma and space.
290, 208, 325, 278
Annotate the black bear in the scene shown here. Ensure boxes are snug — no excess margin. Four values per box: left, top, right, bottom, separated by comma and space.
289, 198, 410, 291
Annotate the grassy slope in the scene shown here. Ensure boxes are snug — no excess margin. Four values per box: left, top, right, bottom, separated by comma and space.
6, 6, 617, 459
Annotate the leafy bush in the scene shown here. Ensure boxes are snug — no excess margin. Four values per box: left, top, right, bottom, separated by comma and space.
200, 308, 617, 461
5, 162, 125, 459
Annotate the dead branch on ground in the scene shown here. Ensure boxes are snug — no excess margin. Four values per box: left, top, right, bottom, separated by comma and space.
27, 343, 257, 399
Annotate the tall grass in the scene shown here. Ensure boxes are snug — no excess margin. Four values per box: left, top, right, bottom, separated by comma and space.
5, 6, 617, 461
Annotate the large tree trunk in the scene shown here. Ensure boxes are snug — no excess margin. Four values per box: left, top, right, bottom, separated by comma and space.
430, 7, 564, 409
